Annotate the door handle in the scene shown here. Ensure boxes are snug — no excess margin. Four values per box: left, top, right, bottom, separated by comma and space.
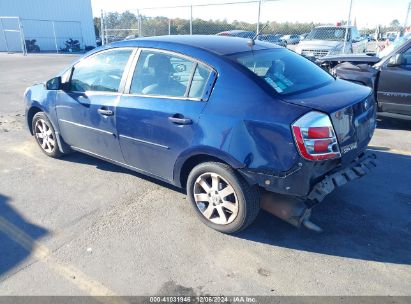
168, 115, 192, 125
98, 108, 114, 116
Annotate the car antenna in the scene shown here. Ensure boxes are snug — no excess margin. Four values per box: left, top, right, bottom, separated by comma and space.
248, 23, 269, 47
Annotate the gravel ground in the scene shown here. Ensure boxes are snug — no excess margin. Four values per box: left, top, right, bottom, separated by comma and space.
0, 53, 410, 297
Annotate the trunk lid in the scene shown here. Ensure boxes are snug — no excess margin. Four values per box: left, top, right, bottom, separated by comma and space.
319, 53, 381, 64
283, 79, 376, 163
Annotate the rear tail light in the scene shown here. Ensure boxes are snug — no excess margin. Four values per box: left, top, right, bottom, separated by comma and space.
292, 111, 341, 161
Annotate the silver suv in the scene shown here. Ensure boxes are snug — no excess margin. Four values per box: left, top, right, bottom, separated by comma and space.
295, 25, 367, 58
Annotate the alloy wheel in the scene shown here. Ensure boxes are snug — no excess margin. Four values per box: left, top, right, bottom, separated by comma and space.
34, 119, 56, 154
193, 172, 239, 225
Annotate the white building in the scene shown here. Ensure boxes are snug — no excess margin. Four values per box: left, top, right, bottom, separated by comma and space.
0, 0, 96, 52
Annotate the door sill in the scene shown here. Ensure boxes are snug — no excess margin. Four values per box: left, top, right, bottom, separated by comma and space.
70, 146, 173, 184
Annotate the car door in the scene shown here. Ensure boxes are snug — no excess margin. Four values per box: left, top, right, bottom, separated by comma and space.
377, 47, 411, 115
56, 48, 135, 161
116, 49, 217, 180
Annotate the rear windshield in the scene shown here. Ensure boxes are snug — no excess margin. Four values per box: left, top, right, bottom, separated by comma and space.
228, 49, 334, 95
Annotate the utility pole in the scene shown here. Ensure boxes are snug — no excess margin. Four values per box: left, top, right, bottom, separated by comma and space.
404, 2, 411, 29
100, 10, 105, 45
343, 0, 353, 53
189, 5, 193, 35
137, 9, 142, 37
52, 21, 58, 53
257, 0, 262, 35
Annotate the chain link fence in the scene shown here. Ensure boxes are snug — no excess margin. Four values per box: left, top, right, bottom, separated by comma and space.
23, 19, 84, 53
100, 0, 411, 59
0, 17, 89, 54
0, 17, 26, 53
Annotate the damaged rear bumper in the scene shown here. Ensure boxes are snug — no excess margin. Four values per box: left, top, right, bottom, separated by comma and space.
249, 152, 377, 228
306, 152, 377, 205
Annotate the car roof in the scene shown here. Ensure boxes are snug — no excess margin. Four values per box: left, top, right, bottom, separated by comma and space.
111, 35, 278, 55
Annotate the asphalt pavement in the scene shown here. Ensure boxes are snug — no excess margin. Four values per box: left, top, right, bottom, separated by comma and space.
0, 53, 410, 296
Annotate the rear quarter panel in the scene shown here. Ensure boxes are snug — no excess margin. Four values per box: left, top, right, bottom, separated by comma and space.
182, 58, 310, 176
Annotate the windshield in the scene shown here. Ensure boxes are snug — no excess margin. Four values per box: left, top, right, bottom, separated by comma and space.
228, 49, 334, 95
305, 27, 348, 41
378, 34, 411, 58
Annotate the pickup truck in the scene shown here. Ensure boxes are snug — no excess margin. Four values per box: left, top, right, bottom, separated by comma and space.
319, 34, 411, 118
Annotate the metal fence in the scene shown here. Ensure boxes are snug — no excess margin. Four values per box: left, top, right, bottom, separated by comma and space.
100, 0, 411, 58
0, 17, 26, 54
0, 17, 85, 54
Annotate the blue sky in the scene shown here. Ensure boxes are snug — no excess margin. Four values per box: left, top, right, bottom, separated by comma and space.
91, 0, 411, 28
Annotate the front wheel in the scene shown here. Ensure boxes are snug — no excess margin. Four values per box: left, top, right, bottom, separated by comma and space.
32, 112, 62, 158
186, 162, 260, 234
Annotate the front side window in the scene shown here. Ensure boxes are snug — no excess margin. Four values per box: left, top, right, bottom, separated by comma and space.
130, 50, 212, 99
229, 48, 334, 95
69, 49, 133, 93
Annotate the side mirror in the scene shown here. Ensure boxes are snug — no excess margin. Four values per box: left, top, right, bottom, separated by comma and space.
46, 76, 62, 90
387, 54, 405, 67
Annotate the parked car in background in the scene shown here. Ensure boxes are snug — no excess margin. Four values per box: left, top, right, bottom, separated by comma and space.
319, 33, 411, 119
257, 34, 287, 47
386, 31, 400, 42
106, 35, 123, 43
216, 31, 287, 47
280, 34, 300, 45
360, 34, 374, 42
125, 34, 138, 40
300, 33, 308, 41
216, 30, 255, 39
24, 35, 376, 233
295, 25, 367, 58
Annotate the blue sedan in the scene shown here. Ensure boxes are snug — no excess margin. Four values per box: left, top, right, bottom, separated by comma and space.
25, 35, 377, 233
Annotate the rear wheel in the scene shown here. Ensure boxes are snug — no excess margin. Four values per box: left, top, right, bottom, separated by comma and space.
32, 112, 62, 158
186, 162, 260, 234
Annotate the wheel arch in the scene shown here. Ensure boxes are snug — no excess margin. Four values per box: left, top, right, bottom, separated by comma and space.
27, 106, 71, 154
174, 147, 245, 188
27, 105, 44, 134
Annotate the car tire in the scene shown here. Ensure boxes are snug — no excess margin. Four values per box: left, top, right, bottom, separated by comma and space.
187, 162, 260, 234
32, 112, 63, 158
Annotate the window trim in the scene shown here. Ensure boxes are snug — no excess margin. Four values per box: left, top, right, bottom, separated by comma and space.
184, 62, 198, 97
66, 47, 137, 94
123, 47, 217, 102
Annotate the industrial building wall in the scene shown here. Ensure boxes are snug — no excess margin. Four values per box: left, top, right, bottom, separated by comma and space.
0, 0, 96, 52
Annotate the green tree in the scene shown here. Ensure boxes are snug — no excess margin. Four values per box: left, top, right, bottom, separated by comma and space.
390, 19, 401, 28
93, 17, 100, 37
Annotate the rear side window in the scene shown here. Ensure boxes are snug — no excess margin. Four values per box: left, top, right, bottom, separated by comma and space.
130, 50, 193, 97
70, 49, 132, 93
130, 50, 212, 100
188, 64, 212, 99
229, 48, 334, 95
